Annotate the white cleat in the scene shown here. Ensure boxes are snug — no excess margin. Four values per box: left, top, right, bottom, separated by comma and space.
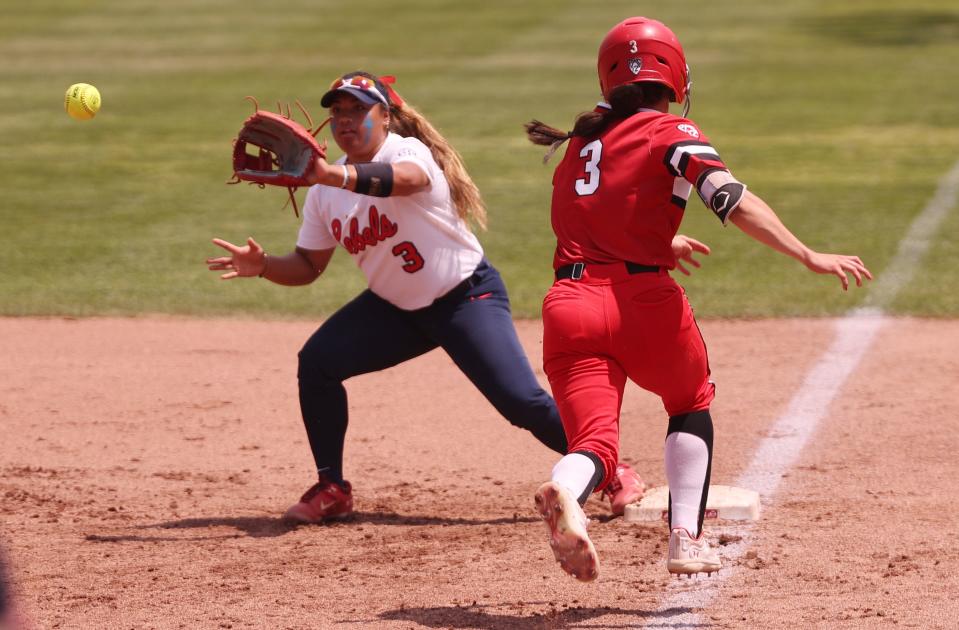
667, 527, 721, 577
534, 481, 599, 582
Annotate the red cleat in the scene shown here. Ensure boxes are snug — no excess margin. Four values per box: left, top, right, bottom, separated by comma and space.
283, 475, 354, 523
603, 463, 646, 516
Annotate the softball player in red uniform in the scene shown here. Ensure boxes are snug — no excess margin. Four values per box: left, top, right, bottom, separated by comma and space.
525, 18, 872, 581
208, 71, 666, 523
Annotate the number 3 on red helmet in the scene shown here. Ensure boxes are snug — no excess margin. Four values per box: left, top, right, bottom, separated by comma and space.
597, 17, 692, 113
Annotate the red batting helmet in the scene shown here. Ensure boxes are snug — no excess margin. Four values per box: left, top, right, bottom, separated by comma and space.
597, 17, 690, 105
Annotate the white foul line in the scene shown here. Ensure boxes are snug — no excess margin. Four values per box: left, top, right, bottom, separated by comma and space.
642, 158, 959, 628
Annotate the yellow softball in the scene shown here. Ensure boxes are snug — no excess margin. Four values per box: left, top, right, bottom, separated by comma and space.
64, 83, 101, 121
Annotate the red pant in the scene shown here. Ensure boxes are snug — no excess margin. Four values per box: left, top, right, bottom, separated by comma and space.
542, 264, 714, 492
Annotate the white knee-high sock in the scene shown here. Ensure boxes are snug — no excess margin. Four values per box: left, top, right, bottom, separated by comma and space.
551, 453, 601, 505
665, 432, 710, 537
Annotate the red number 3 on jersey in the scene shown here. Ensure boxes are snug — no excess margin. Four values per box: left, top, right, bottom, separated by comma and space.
391, 241, 425, 273
575, 139, 603, 196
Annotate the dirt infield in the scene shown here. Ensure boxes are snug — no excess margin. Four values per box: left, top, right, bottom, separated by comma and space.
1, 317, 957, 629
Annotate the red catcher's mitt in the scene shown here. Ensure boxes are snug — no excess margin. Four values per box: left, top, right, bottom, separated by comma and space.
228, 97, 330, 216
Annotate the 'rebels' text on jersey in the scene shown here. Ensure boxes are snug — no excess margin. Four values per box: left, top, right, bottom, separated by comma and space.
296, 133, 484, 310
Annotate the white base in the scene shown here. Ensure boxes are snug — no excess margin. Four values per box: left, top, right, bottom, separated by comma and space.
622, 484, 761, 522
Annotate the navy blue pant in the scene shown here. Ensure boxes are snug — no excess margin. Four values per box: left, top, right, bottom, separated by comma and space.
297, 259, 568, 483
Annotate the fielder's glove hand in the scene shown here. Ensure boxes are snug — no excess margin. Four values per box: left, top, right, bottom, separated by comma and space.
229, 97, 329, 216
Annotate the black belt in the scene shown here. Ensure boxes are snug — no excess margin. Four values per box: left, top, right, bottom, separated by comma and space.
555, 261, 661, 281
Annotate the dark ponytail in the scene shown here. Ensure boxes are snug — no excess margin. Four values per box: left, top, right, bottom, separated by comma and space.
525, 82, 672, 162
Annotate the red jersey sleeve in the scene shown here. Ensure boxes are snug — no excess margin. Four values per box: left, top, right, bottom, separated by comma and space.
651, 117, 746, 224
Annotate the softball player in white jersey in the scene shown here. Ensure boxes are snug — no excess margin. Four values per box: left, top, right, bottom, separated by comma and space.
207, 71, 647, 523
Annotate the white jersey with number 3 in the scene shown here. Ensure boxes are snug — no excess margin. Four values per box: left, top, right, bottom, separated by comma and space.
297, 133, 484, 310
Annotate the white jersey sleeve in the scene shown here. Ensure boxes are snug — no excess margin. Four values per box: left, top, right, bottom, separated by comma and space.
391, 137, 434, 184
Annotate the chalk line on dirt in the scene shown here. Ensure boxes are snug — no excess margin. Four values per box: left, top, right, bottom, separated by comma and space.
641, 157, 959, 628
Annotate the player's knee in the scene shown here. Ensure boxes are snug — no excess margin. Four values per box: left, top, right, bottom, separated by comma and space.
497, 389, 554, 428
296, 346, 339, 385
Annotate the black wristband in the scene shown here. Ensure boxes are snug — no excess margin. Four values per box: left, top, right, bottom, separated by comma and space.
353, 162, 394, 197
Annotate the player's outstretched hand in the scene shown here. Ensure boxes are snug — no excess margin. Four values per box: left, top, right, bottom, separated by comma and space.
671, 234, 711, 276
206, 237, 267, 279
803, 252, 873, 291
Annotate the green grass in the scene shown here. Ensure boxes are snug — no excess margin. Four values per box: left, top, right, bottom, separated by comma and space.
1, 0, 958, 318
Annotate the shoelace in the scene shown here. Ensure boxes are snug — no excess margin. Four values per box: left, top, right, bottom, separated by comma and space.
300, 481, 333, 503
601, 476, 623, 500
